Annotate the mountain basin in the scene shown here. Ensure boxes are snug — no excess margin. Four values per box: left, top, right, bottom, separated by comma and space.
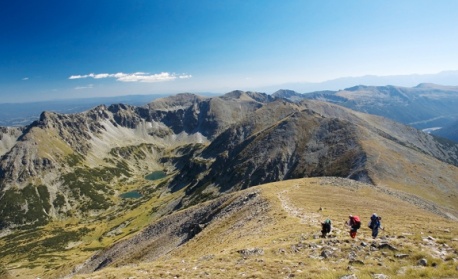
119, 190, 142, 199
145, 170, 166, 181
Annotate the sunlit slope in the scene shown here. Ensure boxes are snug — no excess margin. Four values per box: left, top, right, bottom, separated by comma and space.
71, 177, 458, 279
172, 100, 458, 219
360, 130, 458, 217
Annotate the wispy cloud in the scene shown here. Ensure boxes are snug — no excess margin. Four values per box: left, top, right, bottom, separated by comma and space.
69, 72, 192, 83
74, 84, 94, 90
22, 77, 29, 80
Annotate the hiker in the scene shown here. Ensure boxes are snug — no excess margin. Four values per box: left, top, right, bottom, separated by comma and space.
321, 219, 332, 238
347, 215, 361, 238
368, 213, 383, 238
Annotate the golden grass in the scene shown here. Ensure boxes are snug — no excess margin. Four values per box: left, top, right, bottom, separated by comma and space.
69, 178, 458, 279
361, 136, 458, 214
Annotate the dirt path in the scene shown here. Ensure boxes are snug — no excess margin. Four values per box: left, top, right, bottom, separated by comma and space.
277, 184, 321, 225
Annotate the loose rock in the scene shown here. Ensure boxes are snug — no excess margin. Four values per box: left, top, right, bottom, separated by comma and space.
378, 243, 398, 251
417, 258, 428, 266
237, 248, 264, 257
321, 250, 333, 259
349, 259, 365, 265
394, 254, 409, 259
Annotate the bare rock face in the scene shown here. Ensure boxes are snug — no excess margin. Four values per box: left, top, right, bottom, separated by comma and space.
0, 127, 24, 157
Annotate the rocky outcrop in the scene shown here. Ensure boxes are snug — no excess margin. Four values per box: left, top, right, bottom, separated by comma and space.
0, 127, 24, 157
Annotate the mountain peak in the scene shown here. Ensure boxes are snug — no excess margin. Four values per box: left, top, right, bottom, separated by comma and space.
415, 83, 439, 88
147, 93, 206, 111
414, 83, 458, 90
272, 89, 300, 96
222, 90, 274, 103
343, 85, 370, 91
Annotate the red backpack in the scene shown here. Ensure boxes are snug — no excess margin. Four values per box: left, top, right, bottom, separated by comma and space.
352, 216, 361, 229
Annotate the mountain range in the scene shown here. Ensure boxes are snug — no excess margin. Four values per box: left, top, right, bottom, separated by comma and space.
0, 89, 458, 278
273, 83, 458, 142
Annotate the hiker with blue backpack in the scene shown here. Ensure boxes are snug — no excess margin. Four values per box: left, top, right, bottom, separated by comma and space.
368, 213, 383, 239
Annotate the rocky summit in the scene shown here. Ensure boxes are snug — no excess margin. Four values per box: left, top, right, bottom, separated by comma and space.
0, 91, 458, 278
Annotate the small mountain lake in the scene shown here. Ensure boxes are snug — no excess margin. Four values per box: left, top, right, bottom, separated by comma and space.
119, 190, 142, 199
145, 170, 166, 181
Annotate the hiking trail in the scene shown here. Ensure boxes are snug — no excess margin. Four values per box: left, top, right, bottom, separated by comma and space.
277, 184, 321, 225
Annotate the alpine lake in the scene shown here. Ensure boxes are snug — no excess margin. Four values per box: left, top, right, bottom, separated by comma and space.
119, 171, 166, 199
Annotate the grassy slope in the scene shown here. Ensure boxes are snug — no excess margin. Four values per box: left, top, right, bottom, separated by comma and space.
359, 128, 458, 216
70, 178, 458, 279
1, 171, 185, 279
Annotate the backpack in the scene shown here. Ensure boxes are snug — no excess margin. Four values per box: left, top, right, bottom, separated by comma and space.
368, 214, 377, 229
368, 220, 374, 229
324, 219, 332, 232
352, 216, 361, 229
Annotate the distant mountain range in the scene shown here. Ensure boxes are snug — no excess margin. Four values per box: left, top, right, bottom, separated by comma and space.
258, 70, 458, 93
273, 83, 458, 142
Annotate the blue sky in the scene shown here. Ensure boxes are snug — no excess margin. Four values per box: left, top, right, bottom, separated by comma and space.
1, 0, 457, 103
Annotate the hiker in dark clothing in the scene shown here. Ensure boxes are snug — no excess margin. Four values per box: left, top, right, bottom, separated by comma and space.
369, 214, 383, 238
321, 219, 332, 238
347, 215, 361, 238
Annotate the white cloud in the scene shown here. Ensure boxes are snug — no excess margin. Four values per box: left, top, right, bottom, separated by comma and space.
69, 74, 86, 79
93, 73, 110, 79
68, 72, 191, 83
22, 77, 29, 80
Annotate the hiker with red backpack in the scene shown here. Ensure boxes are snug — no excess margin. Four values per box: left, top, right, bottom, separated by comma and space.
347, 215, 361, 238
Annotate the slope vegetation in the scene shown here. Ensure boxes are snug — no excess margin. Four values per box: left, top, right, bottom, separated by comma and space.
68, 178, 458, 279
